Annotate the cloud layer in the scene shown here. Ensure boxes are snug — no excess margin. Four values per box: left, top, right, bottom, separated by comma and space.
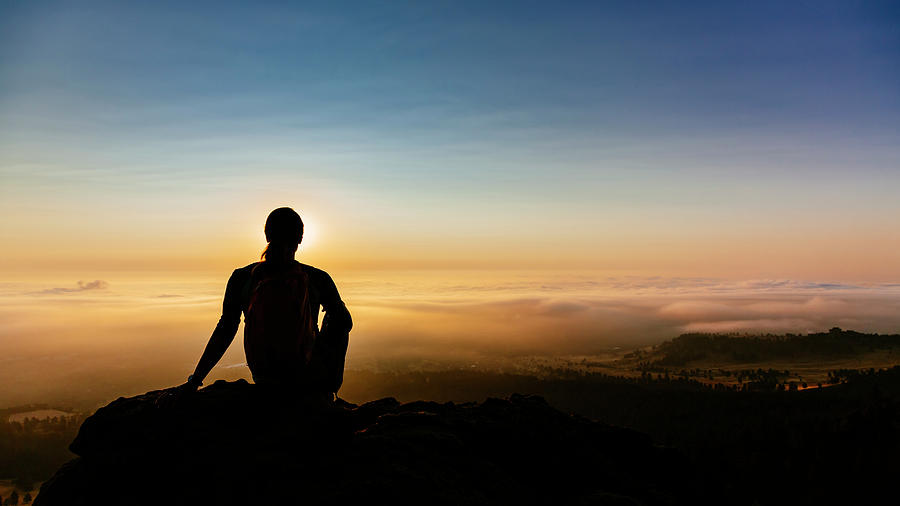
2, 274, 899, 406
341, 276, 900, 363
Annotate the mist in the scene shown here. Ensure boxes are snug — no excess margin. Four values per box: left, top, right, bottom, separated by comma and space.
3, 272, 900, 409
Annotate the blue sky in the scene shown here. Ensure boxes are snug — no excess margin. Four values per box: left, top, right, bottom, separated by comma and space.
1, 0, 898, 279
3, 0, 897, 164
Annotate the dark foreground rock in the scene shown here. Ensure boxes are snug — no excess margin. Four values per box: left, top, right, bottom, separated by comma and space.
35, 380, 696, 506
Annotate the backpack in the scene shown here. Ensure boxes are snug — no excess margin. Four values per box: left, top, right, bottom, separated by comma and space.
243, 261, 318, 382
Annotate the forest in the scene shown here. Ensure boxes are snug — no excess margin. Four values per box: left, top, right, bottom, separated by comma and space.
650, 327, 900, 365
0, 408, 84, 501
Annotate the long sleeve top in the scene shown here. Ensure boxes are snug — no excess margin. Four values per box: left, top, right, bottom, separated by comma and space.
192, 261, 352, 388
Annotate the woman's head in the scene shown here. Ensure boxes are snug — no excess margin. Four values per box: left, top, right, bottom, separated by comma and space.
261, 207, 304, 261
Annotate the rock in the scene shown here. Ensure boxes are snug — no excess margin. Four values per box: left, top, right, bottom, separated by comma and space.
35, 380, 695, 506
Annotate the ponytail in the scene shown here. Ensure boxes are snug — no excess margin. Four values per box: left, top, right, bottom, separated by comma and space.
261, 241, 295, 263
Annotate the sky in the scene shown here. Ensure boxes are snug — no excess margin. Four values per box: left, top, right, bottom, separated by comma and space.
1, 1, 899, 405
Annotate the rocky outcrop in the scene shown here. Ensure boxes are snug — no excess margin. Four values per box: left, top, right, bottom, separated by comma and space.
35, 380, 695, 505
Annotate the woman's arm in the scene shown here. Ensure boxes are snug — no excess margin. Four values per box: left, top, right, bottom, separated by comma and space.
186, 269, 245, 388
317, 272, 352, 393
320, 272, 352, 333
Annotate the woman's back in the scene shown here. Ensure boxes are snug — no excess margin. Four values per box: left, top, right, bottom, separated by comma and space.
244, 261, 318, 384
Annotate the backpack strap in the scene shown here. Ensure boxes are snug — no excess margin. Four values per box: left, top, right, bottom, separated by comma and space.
240, 263, 261, 312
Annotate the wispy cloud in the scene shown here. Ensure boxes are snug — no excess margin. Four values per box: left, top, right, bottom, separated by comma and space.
33, 280, 109, 295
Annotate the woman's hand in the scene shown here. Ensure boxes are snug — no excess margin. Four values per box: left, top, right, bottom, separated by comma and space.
154, 377, 202, 409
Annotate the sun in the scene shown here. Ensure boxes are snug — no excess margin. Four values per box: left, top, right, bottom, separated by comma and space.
299, 216, 317, 250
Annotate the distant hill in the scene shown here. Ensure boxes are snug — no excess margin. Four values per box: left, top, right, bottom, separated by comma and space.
649, 328, 900, 366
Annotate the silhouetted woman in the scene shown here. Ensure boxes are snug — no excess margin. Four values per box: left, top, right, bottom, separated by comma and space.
182, 207, 352, 398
